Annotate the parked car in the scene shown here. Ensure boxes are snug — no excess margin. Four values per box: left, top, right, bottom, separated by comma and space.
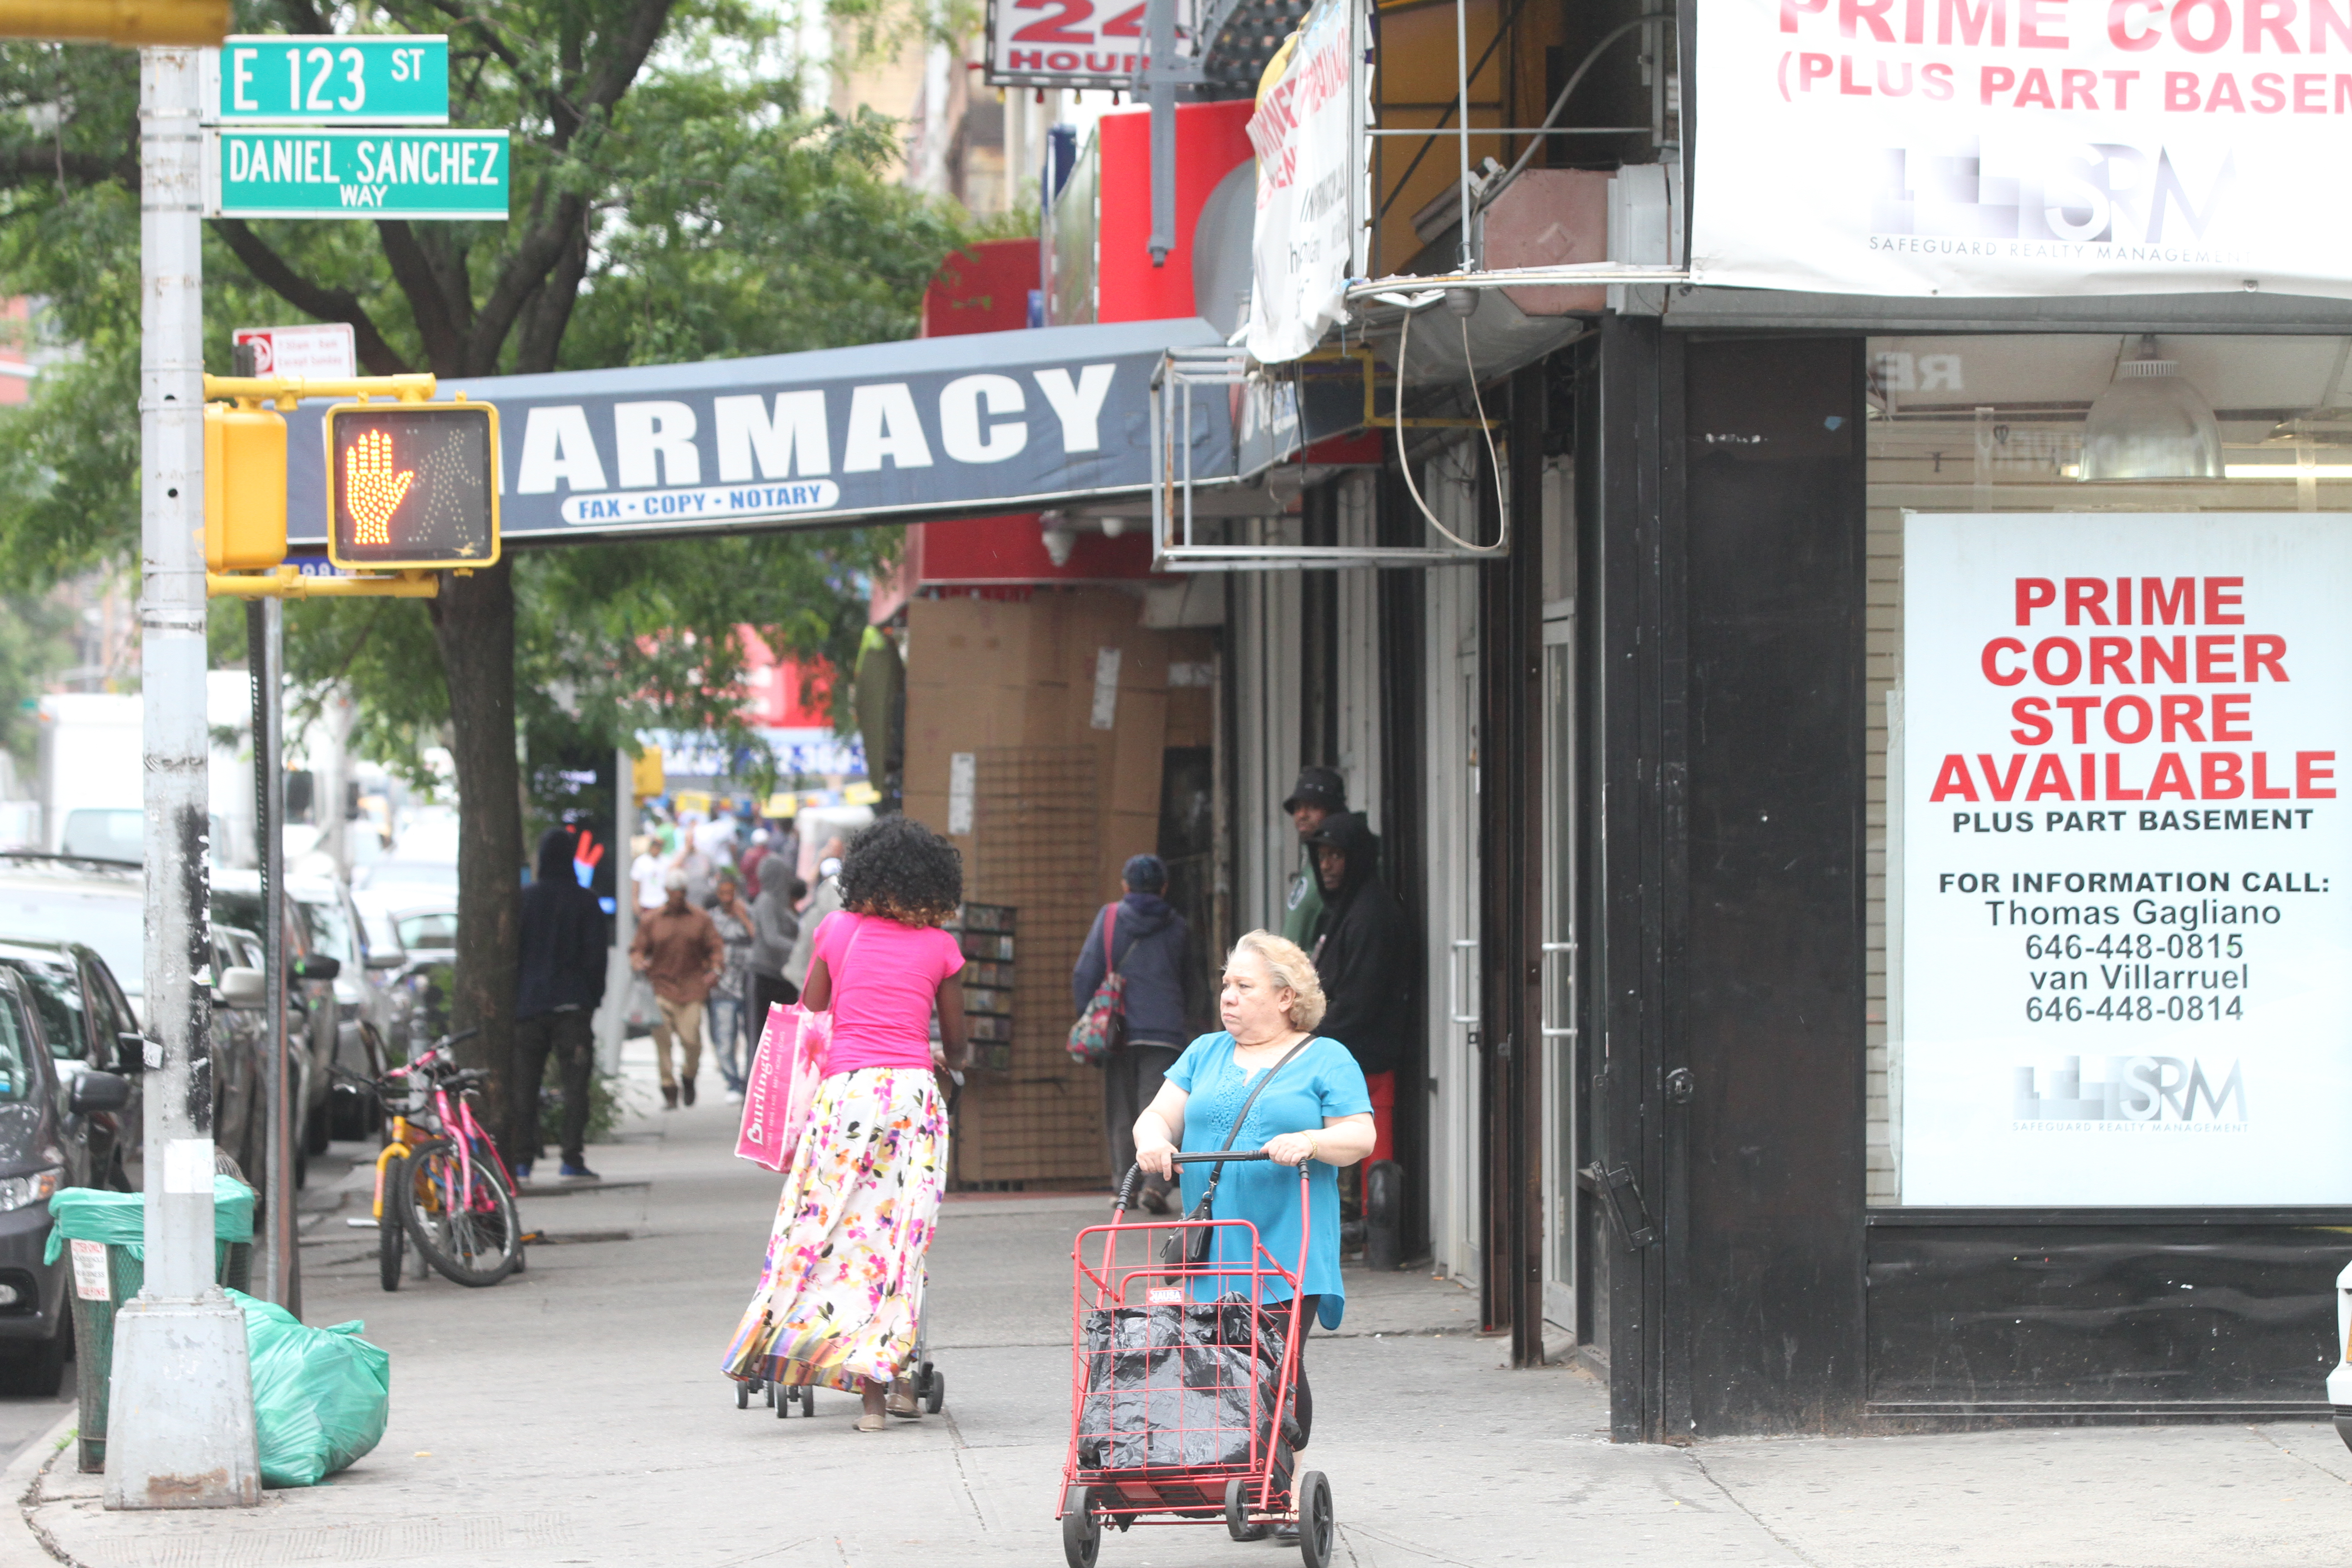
352, 891, 448, 1063
0, 963, 132, 1394
0, 937, 144, 1190
0, 853, 288, 1194
211, 872, 399, 1150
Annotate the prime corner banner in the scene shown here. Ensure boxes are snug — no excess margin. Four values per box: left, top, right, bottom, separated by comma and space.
284, 318, 1233, 548
1245, 0, 1362, 364
1899, 514, 2352, 1205
1691, 0, 2352, 297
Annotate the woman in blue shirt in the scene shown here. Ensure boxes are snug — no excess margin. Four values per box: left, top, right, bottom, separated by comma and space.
1133, 929, 1374, 1472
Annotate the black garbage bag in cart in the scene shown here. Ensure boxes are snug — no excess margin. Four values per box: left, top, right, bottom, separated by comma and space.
1076, 1296, 1303, 1472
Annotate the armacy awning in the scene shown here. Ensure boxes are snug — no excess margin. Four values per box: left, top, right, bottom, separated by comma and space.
284, 317, 1232, 547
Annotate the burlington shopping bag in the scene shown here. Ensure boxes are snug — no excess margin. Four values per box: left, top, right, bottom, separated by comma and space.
735, 1002, 832, 1173
1067, 904, 1128, 1065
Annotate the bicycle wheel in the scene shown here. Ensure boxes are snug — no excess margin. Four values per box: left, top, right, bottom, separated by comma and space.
398, 1140, 521, 1286
378, 1154, 406, 1293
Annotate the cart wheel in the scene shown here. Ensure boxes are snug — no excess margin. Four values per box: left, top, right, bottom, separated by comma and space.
776, 1384, 792, 1419
925, 1370, 946, 1415
1062, 1487, 1102, 1568
1224, 1477, 1269, 1542
801, 1386, 815, 1417
1295, 1471, 1333, 1568
735, 1380, 750, 1410
763, 1380, 776, 1407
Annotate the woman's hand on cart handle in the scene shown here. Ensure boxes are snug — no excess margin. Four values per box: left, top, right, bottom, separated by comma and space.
1263, 1130, 1320, 1167
1135, 1136, 1178, 1181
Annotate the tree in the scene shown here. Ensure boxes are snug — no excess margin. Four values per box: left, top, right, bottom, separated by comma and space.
0, 6, 969, 1112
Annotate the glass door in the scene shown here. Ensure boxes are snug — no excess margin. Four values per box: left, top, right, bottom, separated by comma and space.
1539, 618, 1578, 1334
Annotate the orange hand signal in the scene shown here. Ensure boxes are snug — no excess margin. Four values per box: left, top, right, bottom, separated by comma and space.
345, 429, 415, 546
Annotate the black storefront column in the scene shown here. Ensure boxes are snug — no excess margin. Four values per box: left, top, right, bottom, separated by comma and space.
1587, 320, 1872, 1439
1587, 313, 1684, 1441
1475, 365, 1550, 1364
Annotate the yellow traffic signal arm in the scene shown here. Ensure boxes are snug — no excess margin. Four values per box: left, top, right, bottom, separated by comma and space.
0, 0, 230, 45
205, 565, 441, 599
205, 372, 438, 410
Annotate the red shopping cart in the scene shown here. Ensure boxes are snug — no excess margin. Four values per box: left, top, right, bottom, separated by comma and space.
1058, 1150, 1335, 1568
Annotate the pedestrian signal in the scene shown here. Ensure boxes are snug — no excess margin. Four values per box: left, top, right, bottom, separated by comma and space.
324, 400, 500, 571
204, 402, 288, 572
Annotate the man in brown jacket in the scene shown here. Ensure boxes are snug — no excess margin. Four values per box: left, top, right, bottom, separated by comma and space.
630, 867, 724, 1107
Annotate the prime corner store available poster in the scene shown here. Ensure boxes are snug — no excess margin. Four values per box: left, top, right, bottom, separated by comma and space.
1899, 514, 2352, 1205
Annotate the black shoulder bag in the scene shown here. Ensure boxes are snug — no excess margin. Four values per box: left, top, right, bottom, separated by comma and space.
1161, 1034, 1315, 1276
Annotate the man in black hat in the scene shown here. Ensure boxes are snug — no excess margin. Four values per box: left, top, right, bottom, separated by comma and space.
1304, 810, 1411, 1173
1279, 766, 1347, 946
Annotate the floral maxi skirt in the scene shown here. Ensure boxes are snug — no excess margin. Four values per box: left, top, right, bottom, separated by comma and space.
721, 1067, 947, 1392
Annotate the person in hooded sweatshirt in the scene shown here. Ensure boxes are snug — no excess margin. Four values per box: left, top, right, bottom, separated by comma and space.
512, 826, 610, 1182
1303, 812, 1412, 1173
1071, 854, 1198, 1213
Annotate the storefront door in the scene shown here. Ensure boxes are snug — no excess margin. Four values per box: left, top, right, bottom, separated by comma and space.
1540, 617, 1578, 1334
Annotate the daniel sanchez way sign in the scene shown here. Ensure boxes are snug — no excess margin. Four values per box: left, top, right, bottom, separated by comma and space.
207, 127, 510, 219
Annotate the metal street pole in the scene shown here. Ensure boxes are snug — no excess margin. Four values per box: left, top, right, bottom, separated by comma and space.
103, 44, 262, 1512
246, 598, 297, 1315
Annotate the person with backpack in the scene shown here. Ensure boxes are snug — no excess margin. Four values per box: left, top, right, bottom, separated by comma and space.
1070, 854, 1196, 1214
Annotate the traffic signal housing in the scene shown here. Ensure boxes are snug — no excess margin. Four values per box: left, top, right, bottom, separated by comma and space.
204, 401, 288, 573
324, 399, 500, 572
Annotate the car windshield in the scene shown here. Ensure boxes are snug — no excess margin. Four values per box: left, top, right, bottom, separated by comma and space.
0, 958, 83, 1059
362, 861, 457, 892
0, 889, 143, 996
395, 911, 459, 950
299, 896, 357, 965
58, 809, 141, 862
0, 992, 36, 1102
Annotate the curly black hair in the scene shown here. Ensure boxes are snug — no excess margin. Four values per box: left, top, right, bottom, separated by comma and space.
837, 815, 963, 928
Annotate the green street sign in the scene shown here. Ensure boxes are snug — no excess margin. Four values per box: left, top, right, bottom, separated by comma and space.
206, 37, 449, 125
208, 129, 510, 220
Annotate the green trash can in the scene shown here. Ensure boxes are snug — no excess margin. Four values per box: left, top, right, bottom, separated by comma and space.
46, 1177, 257, 1474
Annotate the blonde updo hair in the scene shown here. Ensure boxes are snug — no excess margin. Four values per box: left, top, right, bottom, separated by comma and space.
1225, 930, 1327, 1030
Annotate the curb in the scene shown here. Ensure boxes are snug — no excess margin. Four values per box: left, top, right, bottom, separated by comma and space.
5, 1409, 81, 1568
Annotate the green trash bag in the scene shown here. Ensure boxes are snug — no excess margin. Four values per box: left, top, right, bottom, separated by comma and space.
225, 1289, 391, 1488
44, 1176, 256, 1262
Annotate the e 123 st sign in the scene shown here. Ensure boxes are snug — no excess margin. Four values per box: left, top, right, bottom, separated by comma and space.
206, 35, 450, 124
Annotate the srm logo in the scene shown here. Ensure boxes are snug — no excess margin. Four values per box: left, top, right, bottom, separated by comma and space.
2013, 1054, 2245, 1122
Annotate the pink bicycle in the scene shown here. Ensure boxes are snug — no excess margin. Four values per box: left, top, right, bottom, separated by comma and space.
351, 1029, 525, 1289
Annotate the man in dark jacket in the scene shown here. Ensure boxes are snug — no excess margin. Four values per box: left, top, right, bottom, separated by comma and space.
1305, 812, 1411, 1169
513, 827, 610, 1181
1072, 854, 1196, 1212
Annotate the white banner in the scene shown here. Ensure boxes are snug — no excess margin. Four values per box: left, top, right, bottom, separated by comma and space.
1693, 0, 2352, 297
1900, 514, 2352, 1205
1245, 0, 1360, 364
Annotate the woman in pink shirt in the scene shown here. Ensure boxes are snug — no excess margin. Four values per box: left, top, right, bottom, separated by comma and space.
722, 817, 969, 1431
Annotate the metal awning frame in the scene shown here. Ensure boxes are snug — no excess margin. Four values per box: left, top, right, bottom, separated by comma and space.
1149, 346, 1497, 571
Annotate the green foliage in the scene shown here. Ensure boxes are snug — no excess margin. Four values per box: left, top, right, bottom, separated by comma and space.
539, 1069, 627, 1146
0, 5, 970, 817
279, 523, 895, 805
0, 589, 69, 766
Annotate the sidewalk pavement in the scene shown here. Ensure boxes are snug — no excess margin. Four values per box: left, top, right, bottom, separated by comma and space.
6, 1044, 2350, 1567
